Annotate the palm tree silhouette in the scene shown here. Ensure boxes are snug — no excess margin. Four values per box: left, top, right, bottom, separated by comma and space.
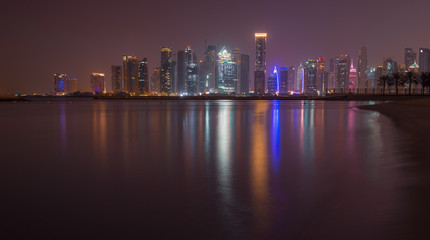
378, 75, 389, 95
405, 72, 417, 96
391, 72, 403, 95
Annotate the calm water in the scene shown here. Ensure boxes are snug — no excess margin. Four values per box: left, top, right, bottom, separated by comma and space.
0, 100, 409, 239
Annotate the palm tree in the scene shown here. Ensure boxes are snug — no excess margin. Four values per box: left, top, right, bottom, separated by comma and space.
378, 75, 389, 95
419, 72, 430, 95
391, 72, 403, 95
405, 72, 418, 96
387, 75, 395, 94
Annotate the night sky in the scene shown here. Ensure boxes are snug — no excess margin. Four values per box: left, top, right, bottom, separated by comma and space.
1, 0, 429, 93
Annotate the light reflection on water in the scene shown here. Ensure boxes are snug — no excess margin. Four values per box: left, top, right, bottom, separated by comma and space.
0, 100, 407, 239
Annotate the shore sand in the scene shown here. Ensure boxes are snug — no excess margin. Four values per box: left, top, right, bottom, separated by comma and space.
360, 98, 430, 238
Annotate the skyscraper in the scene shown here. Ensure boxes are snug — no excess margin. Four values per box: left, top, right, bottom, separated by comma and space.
419, 48, 430, 73
177, 50, 186, 94
267, 67, 278, 94
316, 57, 325, 93
279, 67, 293, 94
54, 73, 66, 94
160, 47, 173, 95
122, 55, 139, 93
232, 48, 241, 92
405, 48, 416, 70
335, 55, 351, 91
205, 45, 218, 92
358, 47, 368, 88
296, 63, 304, 92
138, 58, 149, 94
217, 46, 239, 93
349, 59, 358, 90
111, 65, 121, 93
240, 54, 250, 94
151, 67, 161, 94
184, 46, 198, 95
304, 59, 317, 95
384, 58, 398, 76
254, 33, 267, 95
90, 73, 105, 94
64, 78, 77, 94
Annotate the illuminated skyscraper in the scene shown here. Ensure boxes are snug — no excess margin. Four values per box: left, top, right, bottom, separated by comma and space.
177, 50, 186, 94
138, 58, 149, 94
304, 59, 317, 95
405, 48, 416, 70
335, 55, 351, 91
419, 48, 430, 73
349, 59, 358, 90
160, 47, 173, 95
205, 45, 218, 92
54, 73, 66, 94
316, 57, 325, 93
296, 63, 304, 92
184, 46, 198, 95
111, 65, 121, 93
90, 73, 105, 94
64, 78, 77, 93
240, 54, 250, 94
358, 47, 368, 88
279, 67, 295, 94
384, 58, 398, 75
254, 33, 267, 95
151, 67, 161, 94
267, 67, 278, 94
122, 55, 139, 93
233, 48, 241, 92
217, 46, 239, 93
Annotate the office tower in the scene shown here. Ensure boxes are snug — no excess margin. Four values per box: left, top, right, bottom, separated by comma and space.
90, 73, 105, 94
64, 78, 78, 93
54, 73, 66, 94
254, 33, 267, 95
198, 60, 208, 93
111, 65, 121, 93
367, 67, 376, 89
138, 58, 149, 94
151, 67, 161, 94
288, 66, 296, 92
232, 48, 241, 92
177, 50, 186, 94
160, 47, 173, 95
240, 54, 250, 94
349, 59, 358, 90
375, 65, 385, 90
304, 59, 317, 95
217, 46, 239, 93
296, 63, 304, 92
316, 57, 325, 92
122, 55, 139, 93
405, 48, 416, 69
183, 46, 198, 95
205, 45, 218, 92
328, 58, 335, 90
419, 48, 430, 73
267, 67, 278, 94
335, 54, 351, 91
384, 58, 398, 76
358, 47, 368, 88
279, 67, 288, 94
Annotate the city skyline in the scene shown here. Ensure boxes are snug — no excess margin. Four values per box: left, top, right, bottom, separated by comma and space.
2, 0, 430, 93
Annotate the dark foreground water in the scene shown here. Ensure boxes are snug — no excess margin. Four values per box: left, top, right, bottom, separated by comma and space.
0, 100, 410, 239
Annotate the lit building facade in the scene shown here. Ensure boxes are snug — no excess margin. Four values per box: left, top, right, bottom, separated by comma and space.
160, 47, 173, 95
151, 67, 161, 94
296, 64, 304, 92
358, 47, 368, 88
335, 55, 351, 91
267, 67, 278, 94
304, 59, 317, 95
138, 58, 149, 94
240, 54, 250, 94
419, 48, 430, 73
254, 33, 267, 95
349, 59, 357, 90
122, 55, 139, 93
64, 78, 77, 93
184, 46, 198, 95
384, 58, 398, 76
217, 46, 239, 93
90, 73, 105, 94
405, 48, 417, 69
54, 73, 66, 94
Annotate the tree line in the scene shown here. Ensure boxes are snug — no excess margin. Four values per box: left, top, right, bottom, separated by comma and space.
378, 72, 430, 95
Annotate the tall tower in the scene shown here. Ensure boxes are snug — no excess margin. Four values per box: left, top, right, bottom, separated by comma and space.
90, 73, 105, 94
122, 55, 139, 93
160, 47, 173, 95
111, 65, 121, 93
54, 73, 66, 94
357, 47, 368, 88
419, 48, 430, 73
335, 55, 351, 91
304, 59, 317, 95
254, 33, 267, 95
217, 46, 239, 93
405, 48, 417, 69
138, 58, 149, 94
184, 46, 198, 95
267, 67, 278, 94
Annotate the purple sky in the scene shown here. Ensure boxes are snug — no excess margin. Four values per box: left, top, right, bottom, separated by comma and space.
1, 0, 430, 93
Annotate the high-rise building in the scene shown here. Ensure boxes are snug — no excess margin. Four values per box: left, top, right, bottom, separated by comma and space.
138, 58, 149, 94
279, 67, 296, 94
405, 48, 417, 70
384, 58, 398, 76
328, 58, 335, 90
367, 67, 376, 89
419, 48, 430, 73
296, 63, 304, 92
122, 55, 139, 93
349, 59, 358, 90
335, 55, 351, 91
54, 73, 66, 94
111, 65, 121, 93
90, 73, 105, 94
198, 60, 208, 93
316, 57, 325, 93
205, 45, 218, 92
304, 59, 317, 95
358, 47, 368, 88
408, 62, 419, 75
240, 54, 250, 94
184, 46, 198, 95
64, 78, 77, 93
217, 46, 239, 93
151, 67, 161, 94
267, 67, 278, 94
254, 33, 267, 95
177, 50, 186, 94
160, 47, 173, 95
232, 48, 241, 92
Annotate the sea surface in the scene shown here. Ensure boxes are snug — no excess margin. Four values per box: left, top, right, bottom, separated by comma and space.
0, 100, 410, 239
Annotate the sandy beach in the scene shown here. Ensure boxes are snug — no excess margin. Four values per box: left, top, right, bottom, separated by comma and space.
360, 98, 430, 238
